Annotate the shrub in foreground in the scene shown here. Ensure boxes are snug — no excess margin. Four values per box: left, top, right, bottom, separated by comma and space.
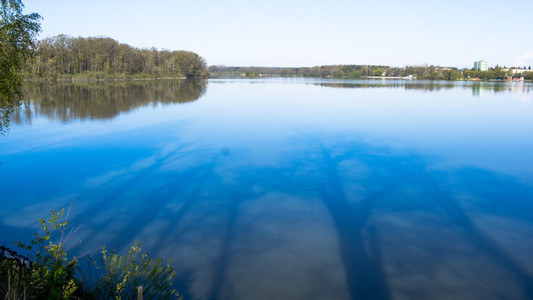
0, 207, 181, 299
88, 241, 181, 300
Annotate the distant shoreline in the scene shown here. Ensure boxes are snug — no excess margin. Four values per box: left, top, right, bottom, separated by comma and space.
208, 75, 533, 83
209, 65, 533, 81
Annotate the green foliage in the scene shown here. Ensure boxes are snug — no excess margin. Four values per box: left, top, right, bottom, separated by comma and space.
347, 70, 363, 79
443, 69, 462, 81
245, 70, 259, 77
424, 71, 440, 80
0, 259, 37, 299
464, 69, 508, 80
2, 207, 183, 299
89, 241, 181, 300
209, 64, 467, 80
2, 207, 82, 299
25, 35, 209, 80
332, 68, 344, 78
0, 0, 41, 133
211, 64, 532, 81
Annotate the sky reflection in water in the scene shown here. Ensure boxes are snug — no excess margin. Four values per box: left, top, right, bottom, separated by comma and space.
1, 79, 533, 300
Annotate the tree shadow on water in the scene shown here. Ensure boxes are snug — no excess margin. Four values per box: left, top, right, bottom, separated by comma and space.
280, 133, 533, 300
316, 141, 392, 300
103, 157, 218, 252
54, 131, 533, 300
75, 140, 204, 225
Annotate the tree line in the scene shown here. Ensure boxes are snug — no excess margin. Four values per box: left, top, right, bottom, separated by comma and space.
209, 64, 533, 80
209, 64, 461, 78
464, 66, 533, 80
24, 35, 209, 80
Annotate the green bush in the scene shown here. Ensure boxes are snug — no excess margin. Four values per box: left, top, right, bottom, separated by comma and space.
0, 258, 36, 299
1, 207, 182, 299
1, 208, 81, 299
88, 241, 181, 300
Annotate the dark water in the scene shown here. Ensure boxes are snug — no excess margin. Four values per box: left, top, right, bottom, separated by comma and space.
1, 78, 533, 300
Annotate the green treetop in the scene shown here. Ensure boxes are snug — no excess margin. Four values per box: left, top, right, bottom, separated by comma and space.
0, 0, 41, 133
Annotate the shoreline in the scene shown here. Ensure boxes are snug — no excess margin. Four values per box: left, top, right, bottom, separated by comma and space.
208, 75, 533, 83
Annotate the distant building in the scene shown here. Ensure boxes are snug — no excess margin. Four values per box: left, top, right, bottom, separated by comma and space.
510, 68, 528, 75
474, 60, 488, 71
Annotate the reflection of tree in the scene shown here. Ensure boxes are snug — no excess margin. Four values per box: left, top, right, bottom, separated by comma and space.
12, 79, 207, 124
315, 80, 533, 95
315, 81, 456, 91
471, 82, 532, 98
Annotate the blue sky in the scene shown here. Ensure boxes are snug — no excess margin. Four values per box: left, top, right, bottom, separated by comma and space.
24, 0, 533, 68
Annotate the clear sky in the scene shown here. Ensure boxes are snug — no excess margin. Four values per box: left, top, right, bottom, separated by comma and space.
23, 0, 533, 68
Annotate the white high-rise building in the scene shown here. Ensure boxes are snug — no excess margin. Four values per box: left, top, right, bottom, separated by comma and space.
474, 60, 488, 71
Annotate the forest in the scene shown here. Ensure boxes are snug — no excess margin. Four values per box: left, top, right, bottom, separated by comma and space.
24, 35, 209, 80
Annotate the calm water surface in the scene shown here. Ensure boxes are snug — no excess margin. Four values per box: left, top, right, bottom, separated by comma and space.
1, 78, 533, 300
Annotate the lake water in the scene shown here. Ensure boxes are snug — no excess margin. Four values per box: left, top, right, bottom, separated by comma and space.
1, 78, 533, 300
